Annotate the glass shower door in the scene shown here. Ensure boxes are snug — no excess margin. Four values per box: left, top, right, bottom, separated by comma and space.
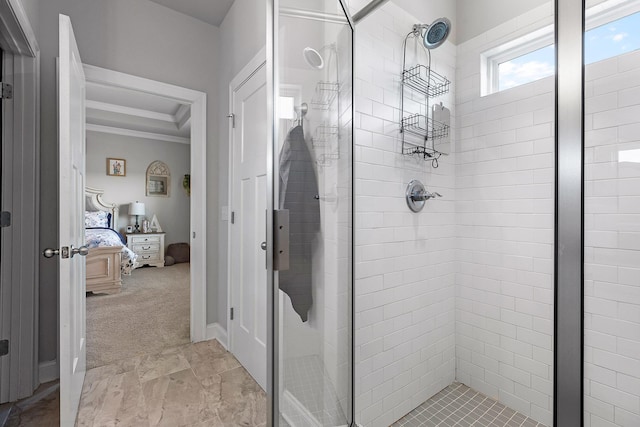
583, 1, 640, 425
269, 0, 353, 426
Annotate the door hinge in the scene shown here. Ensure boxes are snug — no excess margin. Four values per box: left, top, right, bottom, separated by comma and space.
1, 83, 13, 99
231, 211, 235, 224
0, 211, 10, 227
230, 307, 234, 320
0, 340, 8, 356
227, 113, 235, 128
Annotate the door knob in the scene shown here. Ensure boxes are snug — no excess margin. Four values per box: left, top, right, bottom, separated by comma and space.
71, 245, 89, 257
43, 246, 71, 258
43, 245, 88, 258
43, 248, 60, 258
260, 241, 267, 251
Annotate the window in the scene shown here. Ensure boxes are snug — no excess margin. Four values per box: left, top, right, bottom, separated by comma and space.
483, 2, 640, 95
585, 11, 640, 63
498, 45, 555, 92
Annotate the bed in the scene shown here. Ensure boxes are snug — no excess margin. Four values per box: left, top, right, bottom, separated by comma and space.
85, 187, 138, 294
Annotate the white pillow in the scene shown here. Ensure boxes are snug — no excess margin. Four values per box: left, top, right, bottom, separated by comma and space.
85, 211, 109, 228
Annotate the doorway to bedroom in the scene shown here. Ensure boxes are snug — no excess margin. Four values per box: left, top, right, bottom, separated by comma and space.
82, 65, 205, 370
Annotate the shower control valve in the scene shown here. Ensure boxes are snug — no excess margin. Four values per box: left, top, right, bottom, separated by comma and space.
406, 180, 442, 212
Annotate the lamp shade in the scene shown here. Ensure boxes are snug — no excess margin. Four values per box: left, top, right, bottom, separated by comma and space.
129, 202, 145, 216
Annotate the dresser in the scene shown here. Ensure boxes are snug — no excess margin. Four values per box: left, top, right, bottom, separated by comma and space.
126, 232, 165, 268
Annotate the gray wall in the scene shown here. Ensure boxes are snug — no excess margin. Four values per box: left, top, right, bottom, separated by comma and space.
35, 0, 220, 364
86, 132, 191, 246
19, 0, 39, 40
456, 0, 549, 43
215, 0, 266, 330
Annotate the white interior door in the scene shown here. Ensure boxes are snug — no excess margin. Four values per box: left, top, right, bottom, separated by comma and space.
58, 14, 87, 426
229, 62, 268, 390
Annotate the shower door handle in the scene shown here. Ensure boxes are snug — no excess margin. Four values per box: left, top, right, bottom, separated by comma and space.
273, 209, 289, 271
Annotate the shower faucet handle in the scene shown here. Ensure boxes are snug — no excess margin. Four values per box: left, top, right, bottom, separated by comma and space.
411, 189, 442, 201
411, 189, 430, 202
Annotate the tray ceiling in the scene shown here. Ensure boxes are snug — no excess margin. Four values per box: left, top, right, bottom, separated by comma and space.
86, 81, 191, 145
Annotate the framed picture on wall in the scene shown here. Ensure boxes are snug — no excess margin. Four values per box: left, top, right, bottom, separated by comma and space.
147, 175, 168, 196
106, 158, 126, 176
146, 160, 170, 197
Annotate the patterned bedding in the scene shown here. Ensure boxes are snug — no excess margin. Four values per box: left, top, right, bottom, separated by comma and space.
86, 228, 138, 274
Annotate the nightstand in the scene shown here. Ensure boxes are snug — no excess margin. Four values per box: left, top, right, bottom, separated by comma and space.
126, 232, 165, 268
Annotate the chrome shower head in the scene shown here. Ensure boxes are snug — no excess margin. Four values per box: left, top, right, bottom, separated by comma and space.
303, 47, 324, 69
413, 17, 451, 50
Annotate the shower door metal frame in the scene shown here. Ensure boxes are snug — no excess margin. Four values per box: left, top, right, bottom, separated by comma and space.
267, 1, 355, 426
266, 0, 276, 424
555, 0, 585, 425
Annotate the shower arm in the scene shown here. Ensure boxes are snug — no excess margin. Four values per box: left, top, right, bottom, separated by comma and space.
352, 0, 390, 23
412, 23, 429, 36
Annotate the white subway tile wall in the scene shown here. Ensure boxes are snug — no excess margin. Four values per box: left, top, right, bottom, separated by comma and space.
355, 3, 457, 426
355, 2, 638, 427
584, 47, 640, 427
454, 4, 555, 426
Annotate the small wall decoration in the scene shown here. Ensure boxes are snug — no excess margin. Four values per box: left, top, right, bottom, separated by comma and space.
150, 214, 163, 232
107, 158, 126, 176
146, 160, 170, 197
183, 174, 191, 196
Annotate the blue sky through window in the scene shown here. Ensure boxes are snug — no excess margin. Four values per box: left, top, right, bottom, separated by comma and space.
497, 11, 640, 92
499, 45, 555, 91
585, 11, 640, 63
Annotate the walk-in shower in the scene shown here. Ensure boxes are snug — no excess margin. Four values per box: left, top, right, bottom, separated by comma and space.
268, 0, 639, 426
354, 1, 556, 426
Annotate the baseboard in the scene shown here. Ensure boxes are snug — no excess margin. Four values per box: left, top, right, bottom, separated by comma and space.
38, 360, 58, 383
205, 322, 228, 349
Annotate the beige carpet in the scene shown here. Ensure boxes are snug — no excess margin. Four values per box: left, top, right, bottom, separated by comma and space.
86, 263, 190, 369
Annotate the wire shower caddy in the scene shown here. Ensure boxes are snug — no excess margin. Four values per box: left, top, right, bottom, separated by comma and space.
400, 34, 451, 166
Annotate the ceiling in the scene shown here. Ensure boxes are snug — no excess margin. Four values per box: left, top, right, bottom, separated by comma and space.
86, 82, 191, 145
149, 0, 235, 27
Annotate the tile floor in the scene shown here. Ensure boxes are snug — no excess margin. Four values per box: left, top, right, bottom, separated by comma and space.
2, 381, 60, 427
1, 339, 266, 427
3, 350, 549, 427
76, 339, 266, 426
391, 383, 547, 427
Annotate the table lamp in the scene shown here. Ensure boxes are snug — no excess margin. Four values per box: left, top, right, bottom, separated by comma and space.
129, 201, 145, 233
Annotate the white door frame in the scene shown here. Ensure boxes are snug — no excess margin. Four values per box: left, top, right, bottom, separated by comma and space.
0, 0, 40, 403
227, 47, 266, 352
83, 65, 208, 342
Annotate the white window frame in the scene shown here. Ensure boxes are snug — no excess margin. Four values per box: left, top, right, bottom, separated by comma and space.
481, 25, 554, 96
481, 0, 640, 96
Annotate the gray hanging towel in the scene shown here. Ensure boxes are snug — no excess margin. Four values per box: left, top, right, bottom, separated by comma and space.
278, 125, 320, 322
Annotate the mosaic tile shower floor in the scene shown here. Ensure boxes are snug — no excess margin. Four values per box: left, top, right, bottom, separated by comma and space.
391, 383, 547, 427
281, 355, 348, 426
